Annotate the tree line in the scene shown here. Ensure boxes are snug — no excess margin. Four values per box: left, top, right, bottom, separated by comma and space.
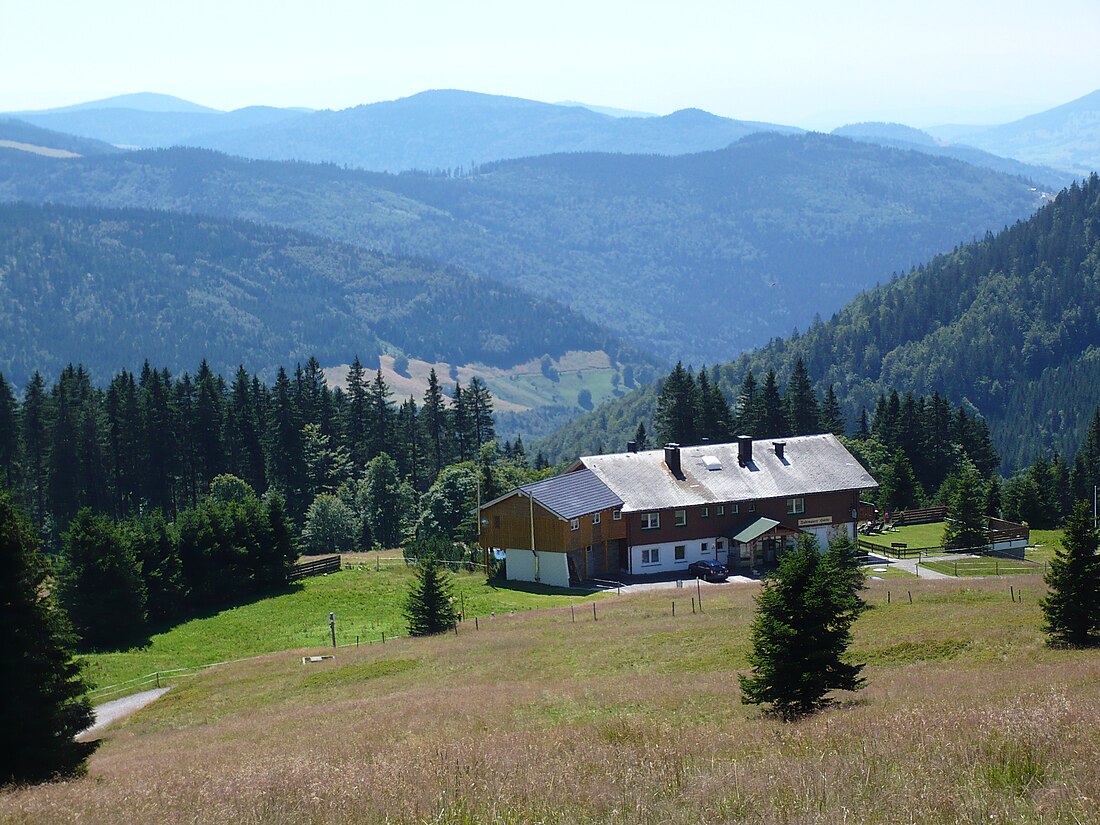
648, 354, 1100, 531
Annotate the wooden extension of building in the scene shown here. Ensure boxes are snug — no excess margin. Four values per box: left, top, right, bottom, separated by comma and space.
479, 434, 879, 589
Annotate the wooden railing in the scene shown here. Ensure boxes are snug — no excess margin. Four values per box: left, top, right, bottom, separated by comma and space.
290, 555, 341, 580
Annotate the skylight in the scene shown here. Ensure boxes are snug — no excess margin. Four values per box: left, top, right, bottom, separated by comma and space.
702, 455, 722, 471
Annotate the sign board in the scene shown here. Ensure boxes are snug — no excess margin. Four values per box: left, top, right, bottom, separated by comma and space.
798, 516, 833, 527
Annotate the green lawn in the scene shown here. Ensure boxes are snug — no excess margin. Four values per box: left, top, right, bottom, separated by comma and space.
864, 563, 918, 579
1026, 528, 1065, 564
83, 565, 598, 696
860, 521, 946, 552
921, 558, 1046, 577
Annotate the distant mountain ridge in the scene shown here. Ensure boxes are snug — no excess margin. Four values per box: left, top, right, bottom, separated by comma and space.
0, 133, 1048, 366
926, 88, 1100, 176
5, 88, 801, 172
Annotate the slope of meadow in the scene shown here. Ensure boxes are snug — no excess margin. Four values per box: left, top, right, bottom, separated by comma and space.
3, 575, 1099, 824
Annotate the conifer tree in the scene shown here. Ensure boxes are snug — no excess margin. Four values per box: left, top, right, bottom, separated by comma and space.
759, 369, 790, 439
344, 356, 369, 470
634, 421, 649, 451
368, 369, 395, 461
59, 508, 147, 649
785, 358, 821, 436
0, 373, 18, 491
467, 377, 495, 451
739, 534, 865, 719
404, 557, 458, 636
821, 385, 846, 436
0, 490, 96, 785
733, 370, 763, 437
421, 369, 450, 481
654, 361, 699, 445
1041, 500, 1100, 646
941, 459, 988, 551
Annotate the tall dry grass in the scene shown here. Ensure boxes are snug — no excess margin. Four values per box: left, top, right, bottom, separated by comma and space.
3, 576, 1099, 824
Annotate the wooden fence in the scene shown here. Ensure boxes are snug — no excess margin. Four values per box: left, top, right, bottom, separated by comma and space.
290, 555, 341, 581
894, 506, 947, 525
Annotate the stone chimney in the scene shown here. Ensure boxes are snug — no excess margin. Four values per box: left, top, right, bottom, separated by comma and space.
627, 440, 638, 453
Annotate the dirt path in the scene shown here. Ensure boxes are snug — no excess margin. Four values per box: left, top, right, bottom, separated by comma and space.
80, 687, 170, 738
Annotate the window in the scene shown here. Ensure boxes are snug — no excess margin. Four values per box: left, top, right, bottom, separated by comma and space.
592, 512, 601, 525
675, 509, 687, 527
570, 518, 580, 531
731, 503, 739, 514
700, 542, 709, 554
641, 512, 660, 530
717, 505, 725, 516
716, 539, 724, 551
786, 497, 805, 515
613, 509, 622, 521
642, 547, 660, 565
493, 515, 501, 529
747, 503, 756, 513
674, 545, 686, 561
701, 506, 709, 518
741, 543, 751, 560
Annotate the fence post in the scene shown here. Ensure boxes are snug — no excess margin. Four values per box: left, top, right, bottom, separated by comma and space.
475, 616, 479, 630
908, 591, 912, 604
672, 601, 676, 616
592, 602, 597, 622
571, 605, 575, 623
887, 591, 891, 604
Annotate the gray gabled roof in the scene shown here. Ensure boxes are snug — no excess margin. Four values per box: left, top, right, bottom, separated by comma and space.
512, 468, 623, 520
580, 434, 878, 513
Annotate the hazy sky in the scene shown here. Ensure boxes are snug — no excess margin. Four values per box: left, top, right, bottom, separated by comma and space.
4, 0, 1097, 129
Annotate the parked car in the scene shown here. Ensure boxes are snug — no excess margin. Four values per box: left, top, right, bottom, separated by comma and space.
688, 560, 728, 582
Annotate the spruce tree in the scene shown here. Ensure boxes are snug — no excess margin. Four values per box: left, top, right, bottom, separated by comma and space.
0, 374, 20, 492
654, 362, 699, 445
1040, 500, 1100, 646
404, 557, 458, 636
0, 490, 96, 785
467, 377, 495, 451
739, 534, 865, 719
941, 459, 989, 551
759, 369, 790, 439
634, 421, 648, 451
733, 370, 763, 437
421, 369, 450, 482
785, 358, 821, 436
58, 509, 147, 649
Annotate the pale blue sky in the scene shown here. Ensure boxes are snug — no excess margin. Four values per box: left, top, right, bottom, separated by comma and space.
4, 0, 1097, 128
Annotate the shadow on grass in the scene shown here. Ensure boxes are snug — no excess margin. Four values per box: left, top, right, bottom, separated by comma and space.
485, 579, 594, 597
80, 581, 306, 655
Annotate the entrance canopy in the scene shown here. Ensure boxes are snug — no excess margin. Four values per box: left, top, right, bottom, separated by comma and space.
724, 517, 802, 544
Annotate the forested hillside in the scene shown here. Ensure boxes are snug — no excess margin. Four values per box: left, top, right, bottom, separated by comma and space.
540, 176, 1100, 472
0, 118, 121, 156
0, 203, 639, 388
0, 133, 1048, 365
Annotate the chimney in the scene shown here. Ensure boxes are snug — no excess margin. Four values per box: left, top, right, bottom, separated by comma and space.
737, 435, 753, 466
774, 441, 786, 460
664, 443, 682, 477
626, 440, 638, 453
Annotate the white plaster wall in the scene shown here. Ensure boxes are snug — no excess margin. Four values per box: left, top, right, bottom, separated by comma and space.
505, 548, 571, 589
629, 537, 729, 575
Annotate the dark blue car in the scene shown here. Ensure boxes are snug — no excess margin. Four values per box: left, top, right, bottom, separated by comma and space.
688, 560, 729, 582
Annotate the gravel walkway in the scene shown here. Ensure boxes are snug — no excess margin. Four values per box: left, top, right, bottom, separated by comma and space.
80, 687, 170, 738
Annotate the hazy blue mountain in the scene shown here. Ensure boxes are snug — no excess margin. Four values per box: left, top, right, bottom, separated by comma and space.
537, 176, 1100, 471
20, 92, 221, 114
927, 89, 1100, 176
833, 122, 939, 146
554, 100, 658, 118
0, 202, 647, 390
0, 118, 122, 156
192, 89, 803, 172
10, 105, 309, 149
0, 133, 1047, 367
829, 125, 1073, 188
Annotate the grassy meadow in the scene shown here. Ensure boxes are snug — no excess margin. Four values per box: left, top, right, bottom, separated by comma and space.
5, 573, 1100, 824
83, 562, 598, 694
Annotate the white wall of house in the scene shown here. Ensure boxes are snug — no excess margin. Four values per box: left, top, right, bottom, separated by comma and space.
628, 537, 729, 575
799, 521, 856, 549
505, 548, 571, 589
